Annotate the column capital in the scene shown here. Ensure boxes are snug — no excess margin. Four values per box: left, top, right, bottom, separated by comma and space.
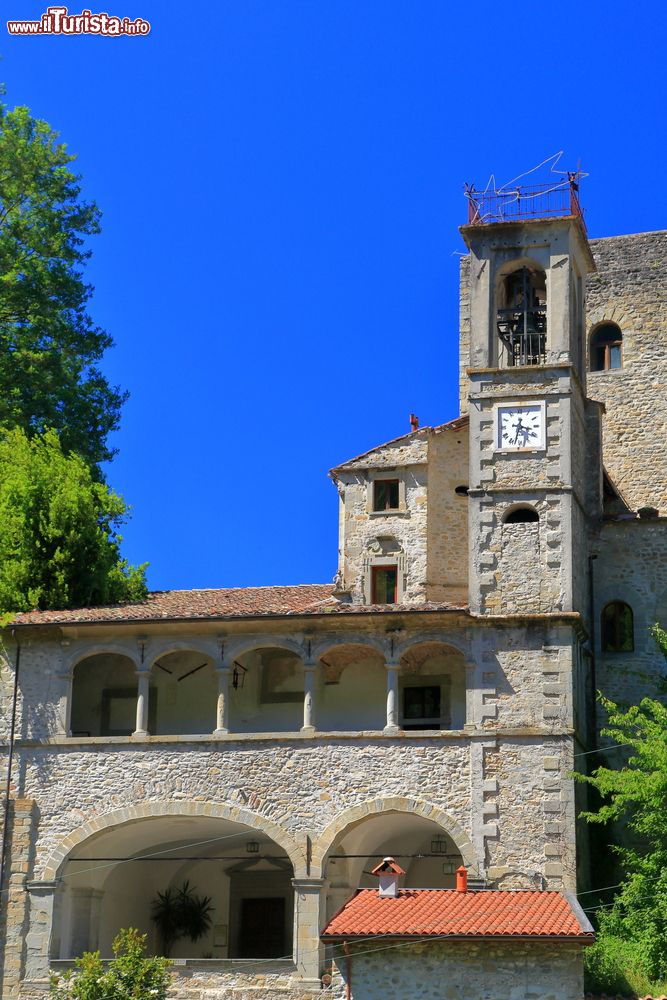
25, 879, 61, 895
291, 876, 326, 892
385, 659, 401, 670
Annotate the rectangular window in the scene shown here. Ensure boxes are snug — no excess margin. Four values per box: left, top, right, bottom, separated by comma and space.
371, 565, 398, 604
373, 479, 400, 511
402, 685, 441, 730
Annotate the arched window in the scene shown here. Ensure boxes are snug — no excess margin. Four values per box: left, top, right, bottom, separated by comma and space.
503, 506, 539, 524
601, 601, 634, 652
496, 265, 547, 367
590, 323, 623, 372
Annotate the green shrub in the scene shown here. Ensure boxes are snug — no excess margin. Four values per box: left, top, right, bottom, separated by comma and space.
49, 927, 171, 1000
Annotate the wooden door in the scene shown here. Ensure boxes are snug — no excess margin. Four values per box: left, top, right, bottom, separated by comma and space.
239, 897, 286, 958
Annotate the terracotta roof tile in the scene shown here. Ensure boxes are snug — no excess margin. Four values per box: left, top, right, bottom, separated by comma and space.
321, 889, 594, 941
9, 587, 470, 627
10, 584, 338, 626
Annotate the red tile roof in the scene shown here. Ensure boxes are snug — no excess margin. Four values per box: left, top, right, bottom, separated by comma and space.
10, 584, 339, 626
321, 889, 594, 941
8, 586, 470, 627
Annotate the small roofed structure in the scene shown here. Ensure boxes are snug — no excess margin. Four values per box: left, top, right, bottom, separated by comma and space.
321, 883, 594, 1000
370, 856, 406, 898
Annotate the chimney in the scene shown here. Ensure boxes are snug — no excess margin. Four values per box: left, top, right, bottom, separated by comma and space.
371, 856, 406, 898
456, 866, 468, 893
409, 413, 419, 432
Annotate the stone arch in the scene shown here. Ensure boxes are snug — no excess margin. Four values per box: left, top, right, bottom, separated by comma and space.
146, 639, 218, 671
502, 503, 540, 524
66, 643, 140, 673
313, 635, 388, 661
589, 320, 624, 372
42, 800, 307, 881
226, 635, 305, 661
495, 254, 546, 284
394, 632, 469, 662
311, 797, 475, 877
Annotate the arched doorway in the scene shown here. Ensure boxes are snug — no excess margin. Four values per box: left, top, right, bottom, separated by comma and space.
323, 810, 464, 920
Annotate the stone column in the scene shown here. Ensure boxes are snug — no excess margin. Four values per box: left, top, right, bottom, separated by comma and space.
56, 670, 73, 737
214, 665, 231, 735
1, 799, 36, 994
301, 661, 317, 733
23, 879, 60, 983
384, 661, 400, 733
133, 668, 151, 737
291, 877, 325, 984
69, 887, 95, 958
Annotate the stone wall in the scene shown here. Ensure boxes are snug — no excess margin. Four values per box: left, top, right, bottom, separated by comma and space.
328, 939, 586, 1000
425, 427, 468, 602
586, 231, 667, 512
458, 254, 471, 414
333, 431, 429, 603
0, 613, 581, 996
594, 519, 667, 709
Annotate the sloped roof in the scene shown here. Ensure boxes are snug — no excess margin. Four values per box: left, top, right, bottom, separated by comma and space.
10, 584, 339, 626
330, 415, 469, 475
321, 888, 594, 941
9, 588, 469, 627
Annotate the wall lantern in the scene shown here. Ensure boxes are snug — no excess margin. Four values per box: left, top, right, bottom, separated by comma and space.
232, 662, 247, 689
246, 840, 260, 854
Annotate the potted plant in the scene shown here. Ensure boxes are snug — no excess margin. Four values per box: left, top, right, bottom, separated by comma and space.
151, 880, 214, 958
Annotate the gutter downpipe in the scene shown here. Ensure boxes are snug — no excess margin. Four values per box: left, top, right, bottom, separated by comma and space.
343, 941, 352, 1000
587, 555, 598, 748
0, 627, 21, 898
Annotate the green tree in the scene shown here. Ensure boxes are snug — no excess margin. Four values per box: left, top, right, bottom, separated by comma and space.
0, 99, 125, 469
578, 625, 667, 989
49, 927, 171, 1000
0, 427, 146, 613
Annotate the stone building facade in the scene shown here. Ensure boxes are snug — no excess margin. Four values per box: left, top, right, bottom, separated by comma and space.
0, 196, 665, 999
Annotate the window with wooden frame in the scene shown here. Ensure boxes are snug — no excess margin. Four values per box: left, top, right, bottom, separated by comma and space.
371, 565, 398, 604
601, 601, 634, 652
373, 479, 400, 512
590, 324, 623, 372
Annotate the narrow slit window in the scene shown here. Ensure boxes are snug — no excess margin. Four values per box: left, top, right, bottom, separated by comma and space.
373, 479, 400, 511
371, 565, 398, 604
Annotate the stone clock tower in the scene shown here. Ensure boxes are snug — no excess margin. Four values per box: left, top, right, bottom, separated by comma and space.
460, 196, 601, 616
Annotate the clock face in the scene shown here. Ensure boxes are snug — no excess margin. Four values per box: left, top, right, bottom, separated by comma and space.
497, 404, 545, 451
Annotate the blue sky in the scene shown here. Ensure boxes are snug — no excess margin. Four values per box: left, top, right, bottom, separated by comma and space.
3, 1, 666, 592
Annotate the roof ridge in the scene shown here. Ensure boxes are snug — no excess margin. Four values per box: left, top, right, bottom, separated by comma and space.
147, 583, 332, 595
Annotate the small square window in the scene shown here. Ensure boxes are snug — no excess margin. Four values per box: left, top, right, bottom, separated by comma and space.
371, 565, 397, 604
402, 686, 441, 730
373, 479, 400, 512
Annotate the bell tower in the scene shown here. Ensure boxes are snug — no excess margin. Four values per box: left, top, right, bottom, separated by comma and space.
460, 178, 600, 616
